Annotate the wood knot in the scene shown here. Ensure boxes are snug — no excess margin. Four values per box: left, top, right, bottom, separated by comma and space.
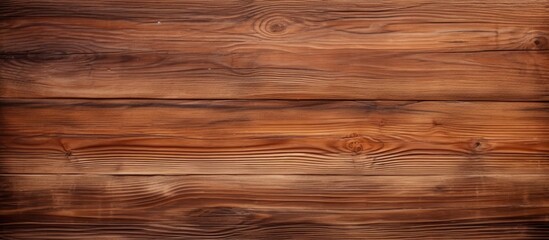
269, 22, 287, 33
341, 133, 384, 155
59, 139, 76, 161
532, 36, 547, 49
255, 15, 300, 37
469, 138, 489, 154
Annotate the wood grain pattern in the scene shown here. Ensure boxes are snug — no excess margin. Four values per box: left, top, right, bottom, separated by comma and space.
1, 1, 548, 239
1, 175, 548, 239
2, 135, 547, 175
1, 49, 548, 100
1, 0, 548, 100
2, 7, 548, 53
1, 100, 547, 175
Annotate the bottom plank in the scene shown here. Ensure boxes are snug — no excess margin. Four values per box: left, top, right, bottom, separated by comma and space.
1, 174, 547, 239
1, 208, 547, 239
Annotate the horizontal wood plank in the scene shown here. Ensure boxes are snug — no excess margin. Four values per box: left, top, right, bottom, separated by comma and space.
1, 49, 547, 100
1, 0, 547, 53
1, 100, 547, 175
1, 16, 547, 54
2, 210, 548, 240
1, 135, 547, 175
1, 174, 548, 239
1, 0, 547, 100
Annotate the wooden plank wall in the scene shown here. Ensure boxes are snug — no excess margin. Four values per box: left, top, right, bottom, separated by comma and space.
1, 1, 548, 239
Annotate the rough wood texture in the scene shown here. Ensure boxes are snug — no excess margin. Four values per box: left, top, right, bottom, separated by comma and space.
1, 0, 548, 52
1, 100, 548, 175
1, 0, 548, 239
1, 175, 548, 239
2, 50, 548, 100
1, 0, 548, 100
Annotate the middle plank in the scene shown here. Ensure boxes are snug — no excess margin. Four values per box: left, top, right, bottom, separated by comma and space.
1, 49, 548, 100
0, 100, 547, 175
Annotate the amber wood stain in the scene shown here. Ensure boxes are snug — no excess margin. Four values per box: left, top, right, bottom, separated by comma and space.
0, 0, 548, 239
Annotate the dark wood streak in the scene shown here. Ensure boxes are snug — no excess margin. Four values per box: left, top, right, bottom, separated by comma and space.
2, 99, 547, 138
2, 0, 547, 19
2, 209, 547, 239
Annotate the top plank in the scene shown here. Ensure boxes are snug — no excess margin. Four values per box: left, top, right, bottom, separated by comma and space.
1, 0, 548, 53
1, 0, 548, 100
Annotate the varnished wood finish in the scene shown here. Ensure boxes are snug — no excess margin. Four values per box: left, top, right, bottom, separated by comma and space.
1, 0, 548, 239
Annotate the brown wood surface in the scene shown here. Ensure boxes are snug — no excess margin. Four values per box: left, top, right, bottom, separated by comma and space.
2, 0, 548, 51
2, 49, 548, 100
1, 0, 548, 239
1, 175, 548, 239
1, 0, 548, 100
1, 100, 548, 175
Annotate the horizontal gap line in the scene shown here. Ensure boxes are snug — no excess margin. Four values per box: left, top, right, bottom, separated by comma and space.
1, 49, 548, 57
1, 97, 548, 103
1, 173, 547, 177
